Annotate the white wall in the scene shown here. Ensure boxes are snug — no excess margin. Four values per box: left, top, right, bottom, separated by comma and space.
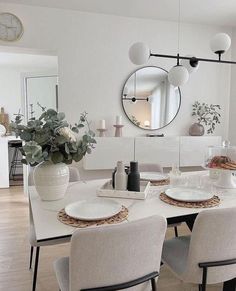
229, 28, 236, 145
0, 67, 22, 121
0, 2, 232, 140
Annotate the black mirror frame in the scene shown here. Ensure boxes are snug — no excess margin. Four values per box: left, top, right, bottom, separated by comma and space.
121, 66, 181, 131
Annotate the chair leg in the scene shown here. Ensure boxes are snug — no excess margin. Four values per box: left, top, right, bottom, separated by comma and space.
198, 284, 202, 291
32, 247, 40, 291
29, 246, 34, 270
174, 226, 178, 237
151, 278, 156, 291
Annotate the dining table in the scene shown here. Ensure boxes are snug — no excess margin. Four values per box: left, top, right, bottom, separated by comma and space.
29, 170, 236, 290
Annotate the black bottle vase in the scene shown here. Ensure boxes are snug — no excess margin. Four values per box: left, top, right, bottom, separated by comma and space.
127, 161, 140, 192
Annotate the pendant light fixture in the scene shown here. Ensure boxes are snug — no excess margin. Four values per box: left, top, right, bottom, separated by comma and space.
128, 0, 234, 87
167, 0, 189, 87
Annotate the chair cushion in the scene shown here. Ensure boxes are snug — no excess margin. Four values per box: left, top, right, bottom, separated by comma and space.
162, 236, 190, 278
53, 257, 69, 291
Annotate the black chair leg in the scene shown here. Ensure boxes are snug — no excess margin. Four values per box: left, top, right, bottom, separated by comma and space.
174, 226, 178, 237
151, 278, 156, 291
32, 247, 40, 291
198, 284, 202, 291
29, 246, 34, 270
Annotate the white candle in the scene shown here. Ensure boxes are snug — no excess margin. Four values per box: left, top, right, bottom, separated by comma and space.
116, 115, 122, 125
99, 119, 105, 129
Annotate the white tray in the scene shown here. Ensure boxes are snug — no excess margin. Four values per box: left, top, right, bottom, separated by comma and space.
97, 180, 150, 200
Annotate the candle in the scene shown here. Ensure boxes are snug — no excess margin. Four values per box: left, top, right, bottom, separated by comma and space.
99, 119, 105, 129
116, 115, 122, 125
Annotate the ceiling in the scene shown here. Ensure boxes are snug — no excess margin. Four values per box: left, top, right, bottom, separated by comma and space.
0, 52, 58, 70
1, 0, 236, 27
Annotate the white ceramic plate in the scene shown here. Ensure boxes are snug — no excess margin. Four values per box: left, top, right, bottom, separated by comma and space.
165, 187, 213, 202
65, 198, 122, 221
0, 124, 6, 136
140, 172, 168, 182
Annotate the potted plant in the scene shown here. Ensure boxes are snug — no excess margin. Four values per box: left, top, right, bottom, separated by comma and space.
11, 104, 96, 201
189, 101, 221, 136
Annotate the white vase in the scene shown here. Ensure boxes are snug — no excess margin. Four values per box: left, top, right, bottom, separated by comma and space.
33, 161, 69, 201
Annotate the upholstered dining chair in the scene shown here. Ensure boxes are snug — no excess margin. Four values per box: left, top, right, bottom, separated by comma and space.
54, 215, 167, 291
162, 207, 236, 291
139, 163, 163, 173
28, 166, 80, 291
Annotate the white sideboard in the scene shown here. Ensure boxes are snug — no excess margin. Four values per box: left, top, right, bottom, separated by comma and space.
135, 137, 180, 167
83, 136, 222, 170
180, 136, 222, 167
83, 137, 135, 170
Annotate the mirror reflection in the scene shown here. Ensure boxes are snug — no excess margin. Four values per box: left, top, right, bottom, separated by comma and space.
122, 66, 181, 130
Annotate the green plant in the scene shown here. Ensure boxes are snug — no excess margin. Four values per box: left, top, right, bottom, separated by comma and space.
10, 104, 96, 166
192, 101, 221, 134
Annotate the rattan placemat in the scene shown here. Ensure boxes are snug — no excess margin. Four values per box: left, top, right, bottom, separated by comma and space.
159, 192, 220, 208
57, 206, 129, 228
151, 179, 170, 186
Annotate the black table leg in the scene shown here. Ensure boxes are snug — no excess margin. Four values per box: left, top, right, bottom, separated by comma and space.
223, 278, 236, 291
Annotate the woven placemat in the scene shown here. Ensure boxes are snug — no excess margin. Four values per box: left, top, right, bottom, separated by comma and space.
159, 192, 220, 208
57, 206, 129, 228
151, 179, 170, 186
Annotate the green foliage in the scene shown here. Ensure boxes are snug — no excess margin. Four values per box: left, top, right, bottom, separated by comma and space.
192, 101, 221, 134
10, 105, 96, 166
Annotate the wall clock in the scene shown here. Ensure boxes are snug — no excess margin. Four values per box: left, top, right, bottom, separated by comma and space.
0, 13, 23, 41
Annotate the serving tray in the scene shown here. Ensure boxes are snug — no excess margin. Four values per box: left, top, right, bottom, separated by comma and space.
97, 180, 150, 200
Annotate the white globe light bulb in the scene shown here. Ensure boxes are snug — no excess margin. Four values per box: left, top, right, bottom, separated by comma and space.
128, 42, 150, 65
168, 65, 189, 87
210, 33, 231, 54
180, 55, 199, 74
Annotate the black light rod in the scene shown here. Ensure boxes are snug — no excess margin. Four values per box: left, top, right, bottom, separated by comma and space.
150, 53, 236, 65
122, 97, 148, 101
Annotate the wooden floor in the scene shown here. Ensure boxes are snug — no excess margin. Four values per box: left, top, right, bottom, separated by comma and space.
0, 186, 222, 291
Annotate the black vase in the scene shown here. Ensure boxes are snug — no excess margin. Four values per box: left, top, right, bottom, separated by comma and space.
127, 161, 140, 192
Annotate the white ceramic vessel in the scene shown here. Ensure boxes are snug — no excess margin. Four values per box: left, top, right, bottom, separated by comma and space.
33, 161, 69, 201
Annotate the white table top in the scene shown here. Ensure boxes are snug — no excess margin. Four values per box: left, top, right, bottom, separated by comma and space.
29, 171, 236, 242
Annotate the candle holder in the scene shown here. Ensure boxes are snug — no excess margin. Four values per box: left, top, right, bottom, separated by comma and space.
97, 128, 107, 137
113, 125, 124, 137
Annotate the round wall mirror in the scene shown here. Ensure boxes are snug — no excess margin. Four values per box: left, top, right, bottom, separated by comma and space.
121, 66, 181, 130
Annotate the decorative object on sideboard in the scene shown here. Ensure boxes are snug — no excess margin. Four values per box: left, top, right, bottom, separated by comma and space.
11, 104, 96, 201
189, 101, 221, 136
146, 134, 164, 137
0, 107, 10, 134
122, 66, 181, 130
0, 13, 24, 41
0, 123, 6, 136
128, 0, 234, 87
97, 119, 107, 137
113, 115, 124, 137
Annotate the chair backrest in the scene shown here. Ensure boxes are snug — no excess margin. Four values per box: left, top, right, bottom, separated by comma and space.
139, 163, 163, 173
184, 207, 236, 284
69, 215, 167, 291
69, 166, 80, 182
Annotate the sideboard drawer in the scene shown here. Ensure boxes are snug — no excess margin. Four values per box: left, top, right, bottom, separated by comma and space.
83, 137, 135, 170
180, 136, 222, 167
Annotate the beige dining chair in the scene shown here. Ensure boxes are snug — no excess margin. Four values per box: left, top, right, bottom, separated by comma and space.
162, 207, 236, 291
28, 166, 80, 291
139, 163, 163, 173
54, 215, 167, 291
